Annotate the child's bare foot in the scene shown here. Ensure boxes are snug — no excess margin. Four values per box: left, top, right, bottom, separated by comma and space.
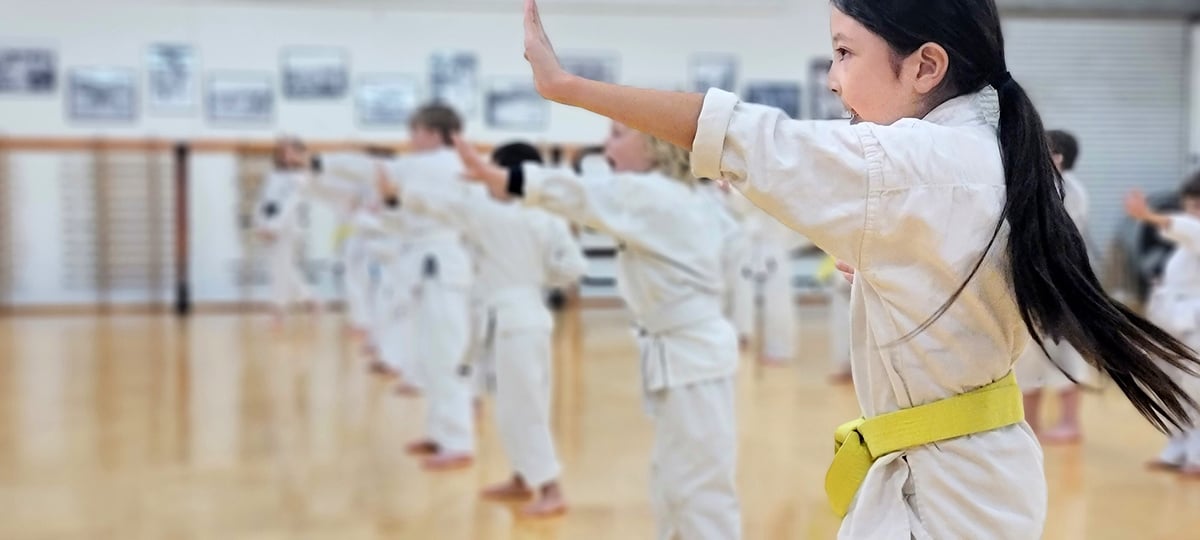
1040, 424, 1082, 445
422, 452, 474, 471
828, 371, 853, 385
395, 382, 421, 397
481, 476, 533, 501
758, 355, 789, 366
521, 483, 568, 518
405, 439, 439, 456
368, 360, 397, 377
1146, 460, 1181, 472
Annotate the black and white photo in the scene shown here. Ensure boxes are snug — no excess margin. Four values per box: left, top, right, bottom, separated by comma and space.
689, 53, 737, 93
146, 43, 196, 112
485, 77, 548, 131
745, 81, 802, 119
207, 72, 273, 124
0, 47, 56, 94
356, 74, 419, 127
429, 50, 477, 116
281, 47, 347, 100
68, 67, 137, 121
808, 58, 847, 120
559, 52, 619, 84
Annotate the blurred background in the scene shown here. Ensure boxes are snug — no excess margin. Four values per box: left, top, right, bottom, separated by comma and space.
0, 1, 1198, 539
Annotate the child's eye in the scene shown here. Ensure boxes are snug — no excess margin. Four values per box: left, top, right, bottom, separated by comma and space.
835, 48, 851, 60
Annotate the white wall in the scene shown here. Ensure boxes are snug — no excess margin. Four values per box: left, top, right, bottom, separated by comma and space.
0, 0, 833, 144
1192, 24, 1199, 166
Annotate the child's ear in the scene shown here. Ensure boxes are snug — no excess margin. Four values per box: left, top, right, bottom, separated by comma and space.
911, 43, 949, 95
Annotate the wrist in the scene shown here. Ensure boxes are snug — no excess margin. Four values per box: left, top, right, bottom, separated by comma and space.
543, 71, 581, 104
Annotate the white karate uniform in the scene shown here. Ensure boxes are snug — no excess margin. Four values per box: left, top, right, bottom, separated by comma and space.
399, 179, 587, 488
326, 151, 476, 455
1145, 215, 1200, 469
698, 183, 751, 335
829, 273, 852, 374
693, 87, 1045, 539
254, 171, 314, 312
1015, 171, 1091, 390
728, 191, 808, 359
519, 164, 741, 540
304, 170, 375, 330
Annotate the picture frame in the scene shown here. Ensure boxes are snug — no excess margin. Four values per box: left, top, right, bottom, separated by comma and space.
207, 71, 274, 125
0, 46, 56, 94
281, 46, 348, 100
745, 81, 802, 119
485, 76, 548, 131
429, 50, 478, 116
356, 74, 420, 127
146, 43, 197, 113
689, 53, 738, 93
68, 67, 137, 122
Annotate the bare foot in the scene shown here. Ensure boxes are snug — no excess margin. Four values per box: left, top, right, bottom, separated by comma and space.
1041, 425, 1082, 445
422, 453, 474, 471
395, 382, 421, 397
828, 371, 853, 385
368, 360, 397, 377
1180, 465, 1200, 479
758, 356, 789, 367
1146, 460, 1181, 472
521, 484, 568, 518
481, 477, 534, 501
405, 439, 439, 456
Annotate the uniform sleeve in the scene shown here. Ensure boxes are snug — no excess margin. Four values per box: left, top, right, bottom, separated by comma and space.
541, 214, 588, 288
691, 88, 872, 266
1163, 216, 1200, 253
397, 180, 499, 240
520, 164, 660, 252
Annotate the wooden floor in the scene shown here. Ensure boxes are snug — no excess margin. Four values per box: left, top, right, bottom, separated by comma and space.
0, 306, 1198, 540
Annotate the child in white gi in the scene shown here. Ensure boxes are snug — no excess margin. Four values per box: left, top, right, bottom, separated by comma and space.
1127, 176, 1200, 478
511, 1, 1200, 538
378, 141, 587, 517
456, 126, 742, 539
255, 141, 316, 327
1015, 129, 1091, 443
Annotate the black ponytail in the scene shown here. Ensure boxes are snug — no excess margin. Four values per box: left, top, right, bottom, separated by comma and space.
833, 0, 1199, 432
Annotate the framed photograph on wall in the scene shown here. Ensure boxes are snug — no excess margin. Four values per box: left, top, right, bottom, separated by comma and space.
689, 53, 737, 93
68, 67, 137, 122
745, 81, 802, 119
356, 74, 420, 127
281, 47, 348, 100
0, 46, 56, 94
207, 72, 273, 124
485, 77, 548, 131
559, 52, 619, 84
808, 58, 848, 120
429, 50, 477, 116
146, 43, 196, 112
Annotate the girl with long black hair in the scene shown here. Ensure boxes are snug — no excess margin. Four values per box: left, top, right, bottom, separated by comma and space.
503, 0, 1200, 537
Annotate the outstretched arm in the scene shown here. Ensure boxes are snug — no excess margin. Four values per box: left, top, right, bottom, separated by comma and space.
523, 0, 702, 150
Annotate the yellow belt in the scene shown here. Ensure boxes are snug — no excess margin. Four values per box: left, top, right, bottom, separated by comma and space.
825, 371, 1023, 517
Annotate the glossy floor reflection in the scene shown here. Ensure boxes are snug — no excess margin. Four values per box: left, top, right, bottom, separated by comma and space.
0, 307, 1198, 539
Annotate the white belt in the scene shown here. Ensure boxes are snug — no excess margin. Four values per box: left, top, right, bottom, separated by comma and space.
635, 295, 723, 392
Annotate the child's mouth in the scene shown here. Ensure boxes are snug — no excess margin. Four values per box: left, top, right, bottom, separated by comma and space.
849, 109, 862, 124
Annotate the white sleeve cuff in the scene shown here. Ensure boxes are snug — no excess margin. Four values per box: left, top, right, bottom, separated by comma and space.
690, 88, 740, 180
